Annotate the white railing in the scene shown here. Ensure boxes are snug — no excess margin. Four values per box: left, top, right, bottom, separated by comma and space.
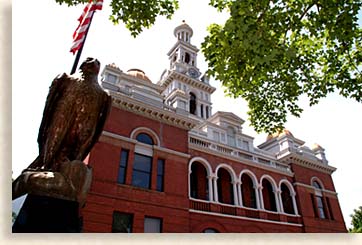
189, 134, 291, 173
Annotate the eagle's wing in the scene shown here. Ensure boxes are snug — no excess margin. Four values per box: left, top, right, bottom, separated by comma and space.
81, 91, 112, 161
37, 73, 73, 150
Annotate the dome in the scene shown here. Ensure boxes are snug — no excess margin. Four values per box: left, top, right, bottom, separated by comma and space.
311, 143, 324, 151
127, 69, 152, 83
266, 129, 294, 141
174, 20, 193, 40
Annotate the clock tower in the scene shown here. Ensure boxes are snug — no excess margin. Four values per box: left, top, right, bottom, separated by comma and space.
158, 21, 216, 120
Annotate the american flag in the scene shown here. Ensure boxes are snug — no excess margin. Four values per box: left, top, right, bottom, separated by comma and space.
70, 0, 103, 54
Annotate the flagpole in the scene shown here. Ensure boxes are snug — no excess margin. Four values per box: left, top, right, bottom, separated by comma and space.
70, 7, 96, 75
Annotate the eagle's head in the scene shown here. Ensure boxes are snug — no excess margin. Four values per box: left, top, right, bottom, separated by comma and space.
80, 57, 101, 76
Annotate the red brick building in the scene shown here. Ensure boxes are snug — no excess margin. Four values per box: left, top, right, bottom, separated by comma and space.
81, 22, 346, 233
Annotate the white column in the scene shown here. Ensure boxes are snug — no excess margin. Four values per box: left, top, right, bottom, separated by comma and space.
232, 181, 239, 206
199, 103, 204, 118
257, 184, 264, 210
196, 102, 200, 117
213, 176, 218, 203
207, 175, 214, 202
188, 169, 192, 198
275, 189, 282, 213
237, 181, 243, 207
292, 193, 299, 215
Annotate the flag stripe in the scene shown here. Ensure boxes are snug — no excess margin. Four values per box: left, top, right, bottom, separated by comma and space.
70, 0, 103, 54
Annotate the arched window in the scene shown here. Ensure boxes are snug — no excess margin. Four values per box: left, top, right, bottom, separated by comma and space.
241, 174, 257, 209
280, 183, 295, 214
312, 181, 322, 189
312, 180, 327, 219
262, 179, 277, 212
190, 162, 209, 200
227, 126, 236, 147
136, 133, 154, 145
217, 168, 234, 205
189, 92, 197, 115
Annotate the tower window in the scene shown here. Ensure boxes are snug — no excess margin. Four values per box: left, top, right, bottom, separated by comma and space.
185, 52, 190, 64
189, 92, 197, 115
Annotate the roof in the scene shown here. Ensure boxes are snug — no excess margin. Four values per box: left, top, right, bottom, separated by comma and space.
266, 129, 294, 141
173, 20, 193, 38
126, 69, 152, 83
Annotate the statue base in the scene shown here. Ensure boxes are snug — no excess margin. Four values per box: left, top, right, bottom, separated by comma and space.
12, 194, 82, 233
12, 160, 92, 233
12, 160, 92, 206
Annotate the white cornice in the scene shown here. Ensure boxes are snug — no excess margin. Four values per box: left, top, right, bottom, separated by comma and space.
167, 40, 199, 56
102, 131, 191, 159
293, 182, 338, 196
160, 71, 216, 94
109, 91, 199, 130
280, 153, 336, 174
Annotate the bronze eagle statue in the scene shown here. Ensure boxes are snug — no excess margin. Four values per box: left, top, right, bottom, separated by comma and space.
27, 57, 112, 171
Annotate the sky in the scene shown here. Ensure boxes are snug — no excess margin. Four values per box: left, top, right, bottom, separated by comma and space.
11, 0, 362, 229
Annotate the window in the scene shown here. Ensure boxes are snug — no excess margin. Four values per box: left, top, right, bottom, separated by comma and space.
132, 154, 152, 189
185, 52, 190, 64
312, 180, 327, 219
227, 127, 236, 147
118, 149, 129, 184
203, 228, 219, 233
262, 179, 277, 212
205, 106, 209, 118
316, 196, 326, 219
189, 92, 197, 115
136, 133, 154, 145
178, 100, 186, 110
220, 133, 225, 142
243, 140, 250, 151
157, 159, 165, 192
112, 211, 133, 233
326, 197, 334, 220
107, 73, 117, 84
241, 174, 257, 209
280, 183, 295, 214
144, 217, 162, 233
217, 168, 234, 205
190, 162, 209, 200
213, 131, 220, 142
312, 181, 322, 189
201, 104, 204, 118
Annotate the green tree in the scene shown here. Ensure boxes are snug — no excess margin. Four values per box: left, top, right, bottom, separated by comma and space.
202, 0, 362, 133
55, 0, 362, 133
349, 206, 362, 233
55, 0, 179, 37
